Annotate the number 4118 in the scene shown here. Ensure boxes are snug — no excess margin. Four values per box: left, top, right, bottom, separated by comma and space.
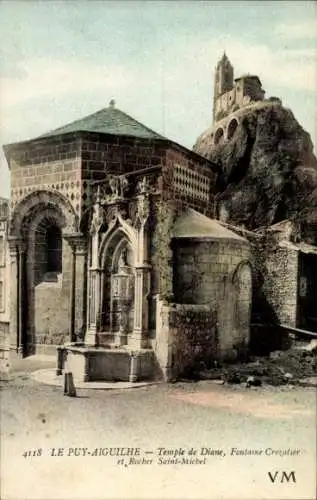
22, 449, 42, 458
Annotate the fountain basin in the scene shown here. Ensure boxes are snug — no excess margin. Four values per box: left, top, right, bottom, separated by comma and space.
56, 344, 155, 382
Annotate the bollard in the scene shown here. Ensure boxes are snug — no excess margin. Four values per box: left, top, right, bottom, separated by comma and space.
56, 347, 63, 376
129, 353, 139, 383
64, 372, 77, 397
63, 372, 68, 394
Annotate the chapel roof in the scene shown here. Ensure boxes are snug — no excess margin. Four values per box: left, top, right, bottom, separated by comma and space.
38, 100, 166, 141
3, 102, 218, 173
172, 208, 247, 242
234, 74, 262, 85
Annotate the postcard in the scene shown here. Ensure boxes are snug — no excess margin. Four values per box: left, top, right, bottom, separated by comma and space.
0, 1, 316, 499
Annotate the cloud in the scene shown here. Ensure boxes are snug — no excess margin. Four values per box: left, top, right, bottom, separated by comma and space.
275, 19, 317, 39
1, 30, 316, 121
0, 58, 134, 110
1, 31, 316, 150
220, 38, 317, 93
160, 34, 316, 95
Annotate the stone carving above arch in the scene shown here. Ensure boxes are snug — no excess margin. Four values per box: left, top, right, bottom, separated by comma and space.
137, 176, 151, 195
104, 203, 128, 226
90, 187, 106, 235
9, 189, 79, 238
136, 194, 150, 228
103, 175, 129, 204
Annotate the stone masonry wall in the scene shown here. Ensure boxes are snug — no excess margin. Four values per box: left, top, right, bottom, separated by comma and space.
173, 239, 250, 304
262, 245, 299, 327
168, 304, 218, 378
81, 134, 167, 212
150, 201, 176, 300
10, 137, 83, 218
10, 134, 216, 232
173, 238, 251, 356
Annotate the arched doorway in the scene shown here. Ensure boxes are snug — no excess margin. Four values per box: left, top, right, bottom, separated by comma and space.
9, 190, 79, 355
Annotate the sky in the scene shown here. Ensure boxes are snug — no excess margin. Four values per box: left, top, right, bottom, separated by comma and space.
0, 0, 316, 198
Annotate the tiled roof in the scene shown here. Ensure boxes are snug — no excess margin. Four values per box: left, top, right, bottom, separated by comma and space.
39, 102, 165, 140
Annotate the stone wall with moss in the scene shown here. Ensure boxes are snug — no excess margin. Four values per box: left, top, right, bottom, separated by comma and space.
150, 200, 177, 300
169, 304, 218, 378
262, 244, 299, 327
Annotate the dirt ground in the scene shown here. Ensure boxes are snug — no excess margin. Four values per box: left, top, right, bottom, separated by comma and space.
1, 354, 316, 500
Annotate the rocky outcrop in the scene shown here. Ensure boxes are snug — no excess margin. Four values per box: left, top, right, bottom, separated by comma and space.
194, 104, 317, 232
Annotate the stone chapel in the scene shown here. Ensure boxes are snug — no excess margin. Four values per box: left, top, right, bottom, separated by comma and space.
2, 53, 316, 383
2, 99, 253, 381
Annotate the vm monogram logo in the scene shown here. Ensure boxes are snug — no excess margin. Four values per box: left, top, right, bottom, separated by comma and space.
268, 471, 296, 483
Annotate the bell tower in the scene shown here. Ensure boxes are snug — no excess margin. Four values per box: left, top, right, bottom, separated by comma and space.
213, 52, 234, 121
214, 52, 234, 97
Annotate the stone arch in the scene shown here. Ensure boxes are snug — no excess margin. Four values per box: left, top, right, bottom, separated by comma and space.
99, 227, 136, 340
9, 189, 79, 238
23, 208, 68, 354
10, 191, 79, 356
214, 127, 224, 145
232, 260, 253, 286
99, 219, 137, 268
111, 236, 134, 273
227, 118, 238, 140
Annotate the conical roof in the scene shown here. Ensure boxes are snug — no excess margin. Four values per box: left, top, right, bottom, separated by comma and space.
172, 208, 247, 242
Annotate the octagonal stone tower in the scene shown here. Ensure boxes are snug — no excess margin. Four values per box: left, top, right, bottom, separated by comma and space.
3, 101, 216, 362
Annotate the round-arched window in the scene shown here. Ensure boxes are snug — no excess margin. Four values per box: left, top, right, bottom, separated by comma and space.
227, 119, 238, 140
214, 128, 224, 145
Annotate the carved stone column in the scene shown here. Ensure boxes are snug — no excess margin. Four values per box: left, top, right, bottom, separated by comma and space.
129, 177, 152, 349
131, 265, 151, 349
85, 189, 105, 346
74, 238, 88, 339
63, 233, 87, 343
8, 237, 25, 355
86, 267, 103, 346
18, 241, 27, 355
8, 237, 19, 353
